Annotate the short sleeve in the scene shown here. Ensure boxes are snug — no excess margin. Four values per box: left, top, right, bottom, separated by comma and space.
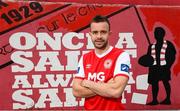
114, 52, 131, 78
74, 56, 85, 79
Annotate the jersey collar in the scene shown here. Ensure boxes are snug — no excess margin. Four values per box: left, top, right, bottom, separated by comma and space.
95, 46, 113, 58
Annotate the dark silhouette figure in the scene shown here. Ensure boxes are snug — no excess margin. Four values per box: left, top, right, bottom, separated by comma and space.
139, 27, 176, 105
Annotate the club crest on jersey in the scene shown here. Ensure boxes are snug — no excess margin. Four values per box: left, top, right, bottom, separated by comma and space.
121, 64, 129, 72
104, 59, 112, 69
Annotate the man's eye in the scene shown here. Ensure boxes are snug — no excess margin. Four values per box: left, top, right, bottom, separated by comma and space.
101, 31, 107, 34
92, 31, 98, 35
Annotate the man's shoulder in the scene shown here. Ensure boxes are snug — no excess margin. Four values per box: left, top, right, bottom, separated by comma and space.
112, 47, 125, 54
83, 50, 94, 57
108, 47, 129, 59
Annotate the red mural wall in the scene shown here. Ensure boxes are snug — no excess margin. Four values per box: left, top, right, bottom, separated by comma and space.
28, 0, 180, 5
0, 1, 179, 110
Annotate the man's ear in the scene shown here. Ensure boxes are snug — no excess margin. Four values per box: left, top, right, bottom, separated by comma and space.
109, 31, 112, 35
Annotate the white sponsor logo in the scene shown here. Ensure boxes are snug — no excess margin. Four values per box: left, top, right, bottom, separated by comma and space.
88, 72, 105, 81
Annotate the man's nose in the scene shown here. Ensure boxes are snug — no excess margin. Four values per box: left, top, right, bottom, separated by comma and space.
96, 32, 102, 38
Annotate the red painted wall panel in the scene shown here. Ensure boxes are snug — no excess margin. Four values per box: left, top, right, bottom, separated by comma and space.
27, 0, 180, 5
0, 1, 180, 110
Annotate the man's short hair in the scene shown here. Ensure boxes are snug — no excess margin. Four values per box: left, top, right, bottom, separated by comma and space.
90, 15, 110, 31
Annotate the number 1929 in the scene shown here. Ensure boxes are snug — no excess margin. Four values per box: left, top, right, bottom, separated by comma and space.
1, 2, 43, 24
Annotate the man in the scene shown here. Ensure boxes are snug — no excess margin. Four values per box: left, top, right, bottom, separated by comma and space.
146, 27, 176, 105
72, 15, 131, 110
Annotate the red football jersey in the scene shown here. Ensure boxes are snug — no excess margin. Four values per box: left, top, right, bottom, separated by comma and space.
75, 46, 130, 110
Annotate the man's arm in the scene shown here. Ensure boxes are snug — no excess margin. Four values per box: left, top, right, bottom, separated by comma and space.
72, 78, 96, 98
72, 55, 96, 98
82, 76, 128, 98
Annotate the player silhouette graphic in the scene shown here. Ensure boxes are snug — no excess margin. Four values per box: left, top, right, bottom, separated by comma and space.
139, 27, 176, 105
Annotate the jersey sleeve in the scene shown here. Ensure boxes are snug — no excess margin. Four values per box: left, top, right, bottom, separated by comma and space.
114, 51, 131, 78
74, 56, 85, 79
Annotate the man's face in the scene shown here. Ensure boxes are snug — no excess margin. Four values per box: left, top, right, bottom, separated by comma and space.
154, 28, 165, 42
89, 22, 111, 50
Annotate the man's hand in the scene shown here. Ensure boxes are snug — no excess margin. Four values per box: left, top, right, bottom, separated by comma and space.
107, 78, 114, 83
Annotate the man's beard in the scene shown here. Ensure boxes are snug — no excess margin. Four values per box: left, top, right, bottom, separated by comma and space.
93, 39, 108, 50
